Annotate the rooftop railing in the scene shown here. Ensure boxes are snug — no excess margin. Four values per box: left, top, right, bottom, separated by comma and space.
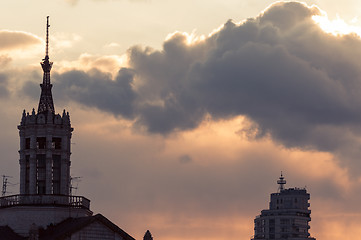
0, 194, 90, 210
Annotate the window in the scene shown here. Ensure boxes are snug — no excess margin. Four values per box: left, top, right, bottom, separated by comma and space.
25, 138, 30, 149
36, 137, 46, 149
36, 154, 46, 194
281, 219, 290, 225
52, 155, 61, 194
25, 155, 30, 194
52, 137, 62, 150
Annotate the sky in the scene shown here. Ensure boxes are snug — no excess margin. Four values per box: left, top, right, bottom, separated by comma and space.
2, 0, 361, 239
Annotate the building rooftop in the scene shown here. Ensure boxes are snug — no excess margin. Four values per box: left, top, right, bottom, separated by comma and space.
39, 214, 135, 240
0, 226, 25, 240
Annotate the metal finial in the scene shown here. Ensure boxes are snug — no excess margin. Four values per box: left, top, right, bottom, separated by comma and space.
45, 16, 50, 59
38, 16, 55, 114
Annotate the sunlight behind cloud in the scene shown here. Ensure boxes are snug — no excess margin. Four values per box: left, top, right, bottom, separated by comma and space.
0, 30, 43, 66
4, 2, 361, 240
57, 53, 127, 77
105, 42, 120, 48
313, 11, 361, 36
165, 31, 206, 45
0, 30, 42, 50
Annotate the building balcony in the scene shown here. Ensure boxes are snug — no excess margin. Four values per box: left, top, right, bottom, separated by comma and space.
0, 194, 90, 210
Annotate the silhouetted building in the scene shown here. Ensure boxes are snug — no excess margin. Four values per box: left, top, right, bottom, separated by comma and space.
38, 214, 134, 240
251, 174, 316, 240
144, 230, 153, 240
0, 17, 135, 240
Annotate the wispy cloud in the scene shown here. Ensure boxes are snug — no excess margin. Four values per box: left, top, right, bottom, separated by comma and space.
0, 30, 41, 51
64, 0, 148, 6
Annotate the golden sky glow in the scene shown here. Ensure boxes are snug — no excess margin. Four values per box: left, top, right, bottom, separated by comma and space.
313, 12, 361, 36
2, 1, 361, 240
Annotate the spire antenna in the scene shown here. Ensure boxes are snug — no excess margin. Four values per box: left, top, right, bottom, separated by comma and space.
38, 16, 55, 114
277, 172, 286, 192
45, 16, 50, 59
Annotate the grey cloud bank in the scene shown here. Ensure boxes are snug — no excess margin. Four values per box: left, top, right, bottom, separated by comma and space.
20, 2, 361, 174
54, 68, 136, 118
1, 2, 361, 239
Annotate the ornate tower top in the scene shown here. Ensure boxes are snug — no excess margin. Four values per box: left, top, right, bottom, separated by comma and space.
38, 16, 55, 115
0, 17, 92, 237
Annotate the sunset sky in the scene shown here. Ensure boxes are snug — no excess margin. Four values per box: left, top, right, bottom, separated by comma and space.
2, 0, 361, 239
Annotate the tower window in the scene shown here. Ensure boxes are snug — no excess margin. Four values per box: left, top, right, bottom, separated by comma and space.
52, 155, 61, 194
25, 155, 30, 194
25, 138, 30, 149
36, 154, 46, 194
52, 137, 61, 150
37, 137, 46, 149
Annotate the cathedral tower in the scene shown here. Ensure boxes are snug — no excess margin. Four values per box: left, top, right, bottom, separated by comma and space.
0, 17, 92, 237
18, 16, 71, 197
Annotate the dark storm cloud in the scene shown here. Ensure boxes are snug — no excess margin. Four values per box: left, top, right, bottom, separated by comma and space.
25, 2, 361, 172
128, 1, 361, 143
53, 68, 136, 118
0, 30, 41, 50
127, 1, 361, 160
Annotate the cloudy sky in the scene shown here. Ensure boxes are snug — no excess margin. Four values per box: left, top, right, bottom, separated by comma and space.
2, 0, 361, 239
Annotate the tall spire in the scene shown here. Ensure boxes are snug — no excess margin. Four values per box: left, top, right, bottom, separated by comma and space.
38, 16, 55, 114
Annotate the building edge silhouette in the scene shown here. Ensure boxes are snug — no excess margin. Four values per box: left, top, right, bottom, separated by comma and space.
251, 173, 316, 240
0, 16, 152, 240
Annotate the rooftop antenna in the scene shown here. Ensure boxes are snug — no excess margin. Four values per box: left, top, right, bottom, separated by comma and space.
38, 16, 55, 114
46, 16, 49, 57
70, 176, 82, 196
277, 172, 286, 192
2, 175, 12, 197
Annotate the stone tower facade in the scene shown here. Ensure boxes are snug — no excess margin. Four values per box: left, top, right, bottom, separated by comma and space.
18, 108, 72, 196
18, 16, 72, 198
0, 17, 92, 237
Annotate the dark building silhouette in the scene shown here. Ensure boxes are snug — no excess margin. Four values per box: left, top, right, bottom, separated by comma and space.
0, 17, 137, 240
251, 174, 316, 240
144, 230, 153, 240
